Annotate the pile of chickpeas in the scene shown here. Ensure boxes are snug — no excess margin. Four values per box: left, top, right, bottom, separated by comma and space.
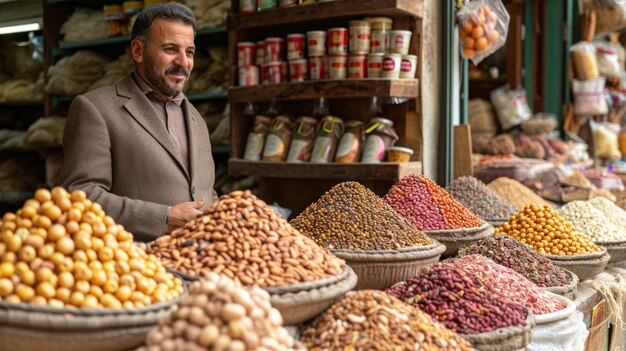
0, 187, 184, 308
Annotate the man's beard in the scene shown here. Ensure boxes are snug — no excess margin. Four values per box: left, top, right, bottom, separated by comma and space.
144, 55, 189, 96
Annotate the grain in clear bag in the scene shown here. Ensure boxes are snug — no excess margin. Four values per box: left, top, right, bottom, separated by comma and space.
458, 0, 510, 65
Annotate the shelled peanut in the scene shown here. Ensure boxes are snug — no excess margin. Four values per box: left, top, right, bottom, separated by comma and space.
149, 190, 344, 287
0, 187, 184, 308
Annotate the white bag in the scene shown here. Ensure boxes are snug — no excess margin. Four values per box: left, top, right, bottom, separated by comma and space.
527, 292, 588, 351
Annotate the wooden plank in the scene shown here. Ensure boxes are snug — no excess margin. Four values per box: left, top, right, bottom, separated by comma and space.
228, 79, 419, 103
228, 0, 423, 30
229, 159, 421, 179
453, 124, 473, 180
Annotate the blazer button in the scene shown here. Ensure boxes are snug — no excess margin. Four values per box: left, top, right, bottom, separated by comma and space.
191, 186, 196, 195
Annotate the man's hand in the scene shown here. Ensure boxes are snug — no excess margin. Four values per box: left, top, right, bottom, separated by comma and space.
167, 197, 205, 232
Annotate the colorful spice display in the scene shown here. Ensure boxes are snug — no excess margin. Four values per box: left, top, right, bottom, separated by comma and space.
495, 204, 601, 256
388, 262, 528, 334
150, 190, 345, 287
589, 197, 626, 231
446, 176, 517, 220
290, 182, 432, 250
300, 290, 474, 351
488, 177, 553, 210
383, 175, 484, 231
459, 236, 572, 287
559, 201, 625, 242
447, 255, 564, 315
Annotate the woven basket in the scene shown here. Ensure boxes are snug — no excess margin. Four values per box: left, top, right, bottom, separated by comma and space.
330, 241, 446, 290
0, 293, 184, 351
423, 223, 495, 256
483, 218, 507, 228
461, 309, 535, 351
596, 240, 626, 263
542, 269, 579, 300
545, 248, 610, 281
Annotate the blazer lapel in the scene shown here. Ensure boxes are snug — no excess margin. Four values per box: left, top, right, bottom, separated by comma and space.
183, 100, 206, 184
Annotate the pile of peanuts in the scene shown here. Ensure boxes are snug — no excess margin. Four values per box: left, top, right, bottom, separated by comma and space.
300, 290, 474, 351
589, 197, 626, 233
149, 190, 344, 287
559, 201, 625, 242
138, 273, 300, 351
289, 182, 432, 251
383, 175, 484, 231
495, 204, 601, 256
0, 188, 183, 308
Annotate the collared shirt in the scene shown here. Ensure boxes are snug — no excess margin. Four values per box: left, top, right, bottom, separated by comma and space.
132, 72, 190, 173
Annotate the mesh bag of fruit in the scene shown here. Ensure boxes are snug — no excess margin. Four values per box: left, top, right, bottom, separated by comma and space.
457, 0, 510, 65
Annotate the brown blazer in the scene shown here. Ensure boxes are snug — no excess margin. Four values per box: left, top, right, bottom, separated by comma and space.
59, 74, 217, 242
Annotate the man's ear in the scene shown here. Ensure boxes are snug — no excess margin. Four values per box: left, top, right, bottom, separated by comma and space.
130, 38, 144, 64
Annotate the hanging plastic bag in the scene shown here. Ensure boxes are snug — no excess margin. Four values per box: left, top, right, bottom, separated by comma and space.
591, 119, 622, 159
595, 41, 621, 83
573, 77, 608, 115
571, 41, 600, 81
458, 0, 510, 65
490, 85, 532, 130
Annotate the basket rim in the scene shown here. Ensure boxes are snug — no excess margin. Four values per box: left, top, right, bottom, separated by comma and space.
545, 247, 608, 261
329, 241, 446, 263
542, 268, 578, 290
595, 239, 626, 246
422, 222, 492, 236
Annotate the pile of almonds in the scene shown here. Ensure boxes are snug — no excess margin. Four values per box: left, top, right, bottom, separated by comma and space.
138, 273, 301, 351
0, 187, 183, 308
149, 190, 344, 287
300, 290, 473, 351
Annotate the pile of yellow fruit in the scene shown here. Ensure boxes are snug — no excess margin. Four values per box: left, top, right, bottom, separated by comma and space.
0, 187, 183, 308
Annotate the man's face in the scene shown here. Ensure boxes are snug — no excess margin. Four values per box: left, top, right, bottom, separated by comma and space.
132, 17, 195, 98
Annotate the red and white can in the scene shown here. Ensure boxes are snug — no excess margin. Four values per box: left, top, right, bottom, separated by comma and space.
389, 30, 412, 55
367, 53, 384, 78
381, 53, 401, 79
237, 42, 256, 67
280, 61, 289, 82
309, 55, 328, 80
238, 65, 259, 86
265, 37, 284, 63
370, 31, 388, 54
327, 27, 348, 55
348, 54, 367, 78
328, 54, 348, 79
287, 33, 306, 61
255, 40, 266, 65
264, 61, 283, 84
289, 59, 308, 82
240, 0, 256, 13
400, 54, 417, 79
307, 30, 326, 56
349, 20, 371, 54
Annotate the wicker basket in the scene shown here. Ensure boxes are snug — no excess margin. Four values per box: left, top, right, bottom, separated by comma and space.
422, 223, 495, 256
461, 309, 535, 351
542, 269, 579, 300
483, 218, 507, 228
0, 294, 184, 351
330, 241, 446, 290
545, 248, 610, 281
596, 240, 626, 263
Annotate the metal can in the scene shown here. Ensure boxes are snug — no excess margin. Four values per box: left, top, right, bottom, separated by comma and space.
238, 65, 259, 86
389, 30, 412, 55
328, 54, 347, 79
370, 30, 388, 54
400, 54, 418, 79
348, 54, 367, 78
381, 53, 402, 79
367, 53, 384, 78
289, 59, 308, 82
287, 33, 306, 61
349, 20, 371, 54
237, 42, 256, 67
265, 37, 284, 63
264, 62, 282, 84
307, 31, 326, 56
255, 40, 266, 65
309, 55, 328, 80
327, 27, 348, 55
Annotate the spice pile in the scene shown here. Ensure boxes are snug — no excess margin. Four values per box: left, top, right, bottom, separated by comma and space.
447, 255, 564, 315
383, 175, 484, 231
138, 273, 299, 351
589, 197, 626, 231
0, 188, 184, 308
300, 290, 474, 351
559, 201, 625, 242
446, 176, 516, 220
459, 236, 571, 287
150, 190, 345, 287
495, 204, 601, 256
290, 182, 432, 250
388, 262, 528, 334
488, 177, 553, 210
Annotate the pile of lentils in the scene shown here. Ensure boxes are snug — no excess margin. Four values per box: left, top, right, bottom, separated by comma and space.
383, 174, 484, 231
289, 182, 432, 250
149, 190, 345, 287
589, 197, 626, 231
446, 176, 517, 221
559, 201, 625, 242
495, 204, 601, 256
458, 236, 572, 287
387, 262, 529, 335
447, 255, 564, 315
138, 273, 300, 351
300, 290, 474, 351
488, 177, 553, 210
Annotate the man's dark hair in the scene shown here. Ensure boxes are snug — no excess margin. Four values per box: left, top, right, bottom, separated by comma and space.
131, 2, 197, 41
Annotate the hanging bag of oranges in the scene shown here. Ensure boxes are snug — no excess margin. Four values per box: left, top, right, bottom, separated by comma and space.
457, 0, 510, 65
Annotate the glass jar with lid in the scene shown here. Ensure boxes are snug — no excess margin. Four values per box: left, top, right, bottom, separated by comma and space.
262, 115, 293, 162
310, 116, 344, 163
361, 118, 398, 163
244, 114, 272, 161
335, 120, 365, 163
287, 116, 318, 162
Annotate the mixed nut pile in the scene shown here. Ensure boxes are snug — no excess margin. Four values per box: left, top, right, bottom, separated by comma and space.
446, 176, 516, 221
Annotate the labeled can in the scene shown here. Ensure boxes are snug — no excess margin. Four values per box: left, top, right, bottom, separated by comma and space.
367, 17, 393, 32
123, 1, 143, 35
348, 54, 367, 78
280, 61, 289, 82
240, 0, 256, 13
327, 27, 348, 55
367, 53, 384, 78
381, 53, 402, 79
104, 5, 124, 38
238, 65, 259, 86
263, 115, 293, 162
361, 118, 399, 163
400, 54, 417, 79
244, 115, 272, 161
286, 116, 318, 162
311, 116, 345, 163
349, 20, 371, 54
257, 0, 277, 11
370, 30, 388, 54
309, 55, 328, 80
289, 59, 308, 82
279, 0, 298, 7
287, 33, 306, 61
335, 120, 365, 163
387, 146, 414, 162
237, 42, 256, 67
264, 61, 282, 84
255, 40, 266, 65
265, 37, 284, 63
307, 30, 326, 56
328, 54, 348, 79
389, 30, 412, 55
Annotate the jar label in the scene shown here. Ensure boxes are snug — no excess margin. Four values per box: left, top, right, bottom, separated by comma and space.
401, 59, 413, 72
335, 133, 358, 161
286, 139, 312, 162
394, 35, 404, 48
262, 134, 285, 158
361, 135, 386, 163
383, 58, 395, 71
311, 136, 333, 163
244, 133, 265, 161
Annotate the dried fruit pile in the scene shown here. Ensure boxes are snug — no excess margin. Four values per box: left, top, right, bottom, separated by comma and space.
488, 177, 552, 210
446, 176, 516, 220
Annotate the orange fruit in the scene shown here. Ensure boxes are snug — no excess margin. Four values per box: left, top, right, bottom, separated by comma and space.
475, 37, 489, 51
471, 25, 484, 39
462, 22, 473, 34
463, 48, 476, 58
488, 30, 500, 43
463, 36, 475, 49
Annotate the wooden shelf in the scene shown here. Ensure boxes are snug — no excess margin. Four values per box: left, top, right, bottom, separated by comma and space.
0, 100, 44, 107
228, 0, 422, 29
229, 159, 421, 179
186, 89, 228, 102
228, 79, 418, 103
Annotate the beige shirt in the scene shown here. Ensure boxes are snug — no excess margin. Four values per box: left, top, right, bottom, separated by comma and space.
132, 72, 190, 172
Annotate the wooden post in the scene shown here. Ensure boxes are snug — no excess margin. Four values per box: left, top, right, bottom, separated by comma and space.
453, 124, 473, 180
